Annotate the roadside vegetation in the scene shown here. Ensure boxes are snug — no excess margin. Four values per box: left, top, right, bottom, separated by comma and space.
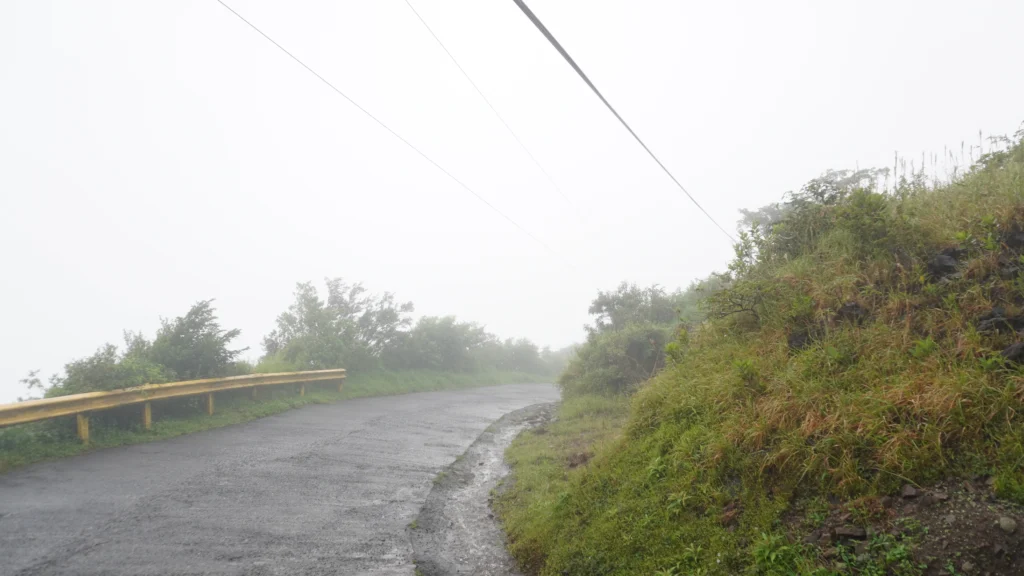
498, 129, 1024, 575
2, 282, 566, 472
0, 369, 540, 473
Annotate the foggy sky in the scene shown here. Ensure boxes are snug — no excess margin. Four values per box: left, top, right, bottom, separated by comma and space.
2, 0, 1023, 401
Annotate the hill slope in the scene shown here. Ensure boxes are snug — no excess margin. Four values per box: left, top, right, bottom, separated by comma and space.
499, 132, 1024, 575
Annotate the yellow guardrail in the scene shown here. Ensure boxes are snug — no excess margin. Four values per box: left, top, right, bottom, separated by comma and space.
0, 369, 346, 443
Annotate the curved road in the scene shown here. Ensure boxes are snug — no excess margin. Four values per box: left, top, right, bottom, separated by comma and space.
0, 383, 558, 576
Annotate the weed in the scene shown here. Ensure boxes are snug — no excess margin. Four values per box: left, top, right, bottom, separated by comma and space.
751, 532, 801, 575
910, 337, 938, 359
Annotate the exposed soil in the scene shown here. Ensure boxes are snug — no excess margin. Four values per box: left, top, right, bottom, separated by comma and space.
796, 477, 1024, 575
410, 402, 556, 576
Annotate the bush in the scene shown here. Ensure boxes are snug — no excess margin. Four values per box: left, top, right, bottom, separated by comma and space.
558, 323, 672, 397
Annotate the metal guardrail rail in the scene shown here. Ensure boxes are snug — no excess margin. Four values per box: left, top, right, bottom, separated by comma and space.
0, 369, 346, 443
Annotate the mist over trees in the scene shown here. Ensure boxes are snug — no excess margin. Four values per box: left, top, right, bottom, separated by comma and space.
263, 278, 566, 375
26, 279, 565, 400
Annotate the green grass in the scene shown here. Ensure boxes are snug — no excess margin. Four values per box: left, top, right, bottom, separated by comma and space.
497, 136, 1024, 574
495, 395, 630, 575
0, 369, 551, 474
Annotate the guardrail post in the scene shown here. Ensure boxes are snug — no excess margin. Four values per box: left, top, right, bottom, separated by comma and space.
142, 402, 152, 430
337, 378, 345, 393
251, 386, 258, 401
298, 384, 305, 397
206, 393, 214, 415
76, 413, 90, 444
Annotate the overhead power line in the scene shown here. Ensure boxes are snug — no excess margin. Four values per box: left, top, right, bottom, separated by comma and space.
400, 0, 579, 215
510, 0, 736, 244
214, 0, 569, 264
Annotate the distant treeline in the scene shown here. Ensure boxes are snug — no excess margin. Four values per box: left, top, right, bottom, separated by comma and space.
23, 279, 570, 400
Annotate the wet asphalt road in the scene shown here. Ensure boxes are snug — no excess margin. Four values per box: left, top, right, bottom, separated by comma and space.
0, 383, 558, 576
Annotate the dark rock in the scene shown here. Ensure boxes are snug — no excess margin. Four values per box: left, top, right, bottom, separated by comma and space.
803, 530, 821, 545
978, 307, 1007, 322
1000, 267, 1020, 280
821, 547, 837, 559
920, 492, 937, 506
976, 307, 1024, 333
818, 532, 832, 547
902, 484, 919, 498
1003, 342, 1024, 360
962, 560, 976, 573
835, 525, 867, 539
1003, 227, 1024, 251
788, 329, 811, 350
942, 514, 957, 525
933, 491, 949, 501
835, 301, 869, 325
928, 252, 960, 278
880, 496, 894, 508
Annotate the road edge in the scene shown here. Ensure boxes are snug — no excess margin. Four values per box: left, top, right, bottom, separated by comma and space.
409, 402, 557, 576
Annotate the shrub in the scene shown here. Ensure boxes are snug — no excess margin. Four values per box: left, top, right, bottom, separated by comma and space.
558, 323, 672, 397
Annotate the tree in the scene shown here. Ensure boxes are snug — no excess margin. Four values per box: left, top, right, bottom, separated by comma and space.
384, 316, 492, 372
587, 283, 682, 334
500, 338, 545, 374
17, 370, 44, 402
149, 300, 246, 381
47, 341, 172, 397
558, 324, 671, 397
263, 278, 414, 371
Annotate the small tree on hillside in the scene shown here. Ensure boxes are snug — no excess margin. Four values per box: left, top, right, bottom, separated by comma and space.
149, 299, 246, 380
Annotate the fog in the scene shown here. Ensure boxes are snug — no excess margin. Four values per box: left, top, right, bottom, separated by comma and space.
2, 0, 1023, 402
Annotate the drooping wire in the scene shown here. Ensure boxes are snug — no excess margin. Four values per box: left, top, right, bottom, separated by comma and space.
401, 0, 580, 217
510, 0, 736, 243
214, 0, 571, 264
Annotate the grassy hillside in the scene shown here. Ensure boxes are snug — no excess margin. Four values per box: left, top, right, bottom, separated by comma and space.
499, 132, 1024, 575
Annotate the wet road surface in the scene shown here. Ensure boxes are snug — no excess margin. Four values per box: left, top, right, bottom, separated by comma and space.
0, 383, 558, 576
411, 403, 555, 576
